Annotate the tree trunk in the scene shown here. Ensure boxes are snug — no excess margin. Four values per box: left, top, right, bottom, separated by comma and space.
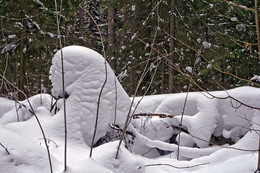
18, 0, 25, 100
255, 0, 260, 167
78, 7, 85, 39
107, 5, 116, 71
255, 0, 260, 61
161, 62, 165, 94
168, 0, 176, 93
258, 136, 260, 170
119, 0, 127, 47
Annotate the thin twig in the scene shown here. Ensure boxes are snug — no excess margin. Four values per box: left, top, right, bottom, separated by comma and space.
54, 0, 67, 171
14, 100, 20, 122
90, 60, 108, 157
78, 2, 108, 158
222, 0, 255, 11
137, 34, 260, 111
177, 54, 199, 159
114, 79, 118, 124
0, 142, 10, 155
0, 10, 46, 21
115, 3, 162, 159
145, 162, 209, 169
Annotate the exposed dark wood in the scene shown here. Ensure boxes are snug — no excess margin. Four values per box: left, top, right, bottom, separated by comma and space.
107, 3, 116, 71
169, 0, 176, 93
18, 0, 26, 100
133, 113, 174, 118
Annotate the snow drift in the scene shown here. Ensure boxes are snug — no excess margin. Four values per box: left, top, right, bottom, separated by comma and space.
0, 45, 259, 173
49, 45, 131, 146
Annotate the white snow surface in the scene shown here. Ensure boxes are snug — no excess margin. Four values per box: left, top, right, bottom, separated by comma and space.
49, 45, 131, 146
0, 46, 259, 173
0, 97, 15, 118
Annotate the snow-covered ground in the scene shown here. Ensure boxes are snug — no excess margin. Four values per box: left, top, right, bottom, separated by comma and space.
0, 46, 259, 173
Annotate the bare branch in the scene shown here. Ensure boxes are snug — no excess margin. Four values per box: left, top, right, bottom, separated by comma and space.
0, 142, 10, 155
78, 2, 108, 158
116, 3, 162, 159
137, 34, 260, 111
54, 0, 67, 171
146, 162, 209, 169
222, 0, 255, 11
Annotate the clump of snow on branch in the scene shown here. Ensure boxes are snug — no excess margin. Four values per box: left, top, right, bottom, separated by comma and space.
251, 75, 260, 84
202, 41, 211, 49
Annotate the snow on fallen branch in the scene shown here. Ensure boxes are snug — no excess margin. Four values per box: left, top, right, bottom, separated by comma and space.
127, 124, 220, 159
145, 162, 209, 169
133, 113, 174, 118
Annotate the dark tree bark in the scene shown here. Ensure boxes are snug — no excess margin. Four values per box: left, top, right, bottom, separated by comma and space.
168, 0, 176, 93
161, 62, 165, 94
18, 0, 26, 100
78, 7, 85, 39
119, 0, 127, 47
107, 4, 116, 71
255, 0, 260, 61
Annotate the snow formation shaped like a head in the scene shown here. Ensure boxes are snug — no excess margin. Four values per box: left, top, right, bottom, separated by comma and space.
49, 45, 130, 146
50, 46, 106, 98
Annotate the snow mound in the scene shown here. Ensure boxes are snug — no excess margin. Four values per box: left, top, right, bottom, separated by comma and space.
133, 87, 260, 148
0, 45, 259, 172
0, 94, 52, 125
49, 45, 130, 146
0, 97, 15, 118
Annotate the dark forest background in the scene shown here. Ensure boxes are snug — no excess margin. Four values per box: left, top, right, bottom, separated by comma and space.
0, 0, 259, 100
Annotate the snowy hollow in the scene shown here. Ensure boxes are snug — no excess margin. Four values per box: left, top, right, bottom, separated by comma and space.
0, 45, 260, 173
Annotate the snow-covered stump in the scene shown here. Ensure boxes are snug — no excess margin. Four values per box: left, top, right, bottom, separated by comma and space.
49, 45, 131, 146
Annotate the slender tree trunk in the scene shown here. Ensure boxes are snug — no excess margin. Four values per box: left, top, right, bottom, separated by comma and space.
78, 7, 85, 39
255, 0, 260, 168
168, 0, 176, 93
64, 16, 69, 44
119, 0, 127, 47
18, 0, 25, 100
258, 136, 260, 170
19, 36, 24, 100
161, 62, 165, 94
255, 0, 260, 61
107, 4, 116, 71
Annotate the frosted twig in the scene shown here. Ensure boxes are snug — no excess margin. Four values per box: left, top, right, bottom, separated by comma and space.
116, 4, 162, 159
137, 35, 260, 111
0, 10, 45, 21
222, 0, 254, 11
